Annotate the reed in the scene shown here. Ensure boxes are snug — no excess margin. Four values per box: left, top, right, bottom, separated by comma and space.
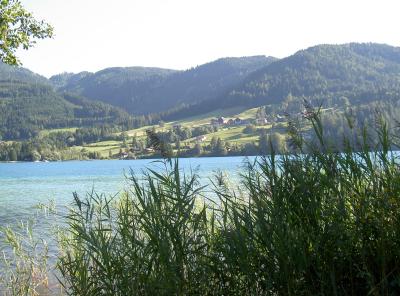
3, 112, 400, 295
57, 113, 400, 295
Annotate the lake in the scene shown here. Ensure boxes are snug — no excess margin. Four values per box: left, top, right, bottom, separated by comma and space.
0, 157, 254, 227
0, 156, 254, 288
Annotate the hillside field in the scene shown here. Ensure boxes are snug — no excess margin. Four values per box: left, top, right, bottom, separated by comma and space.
63, 107, 282, 158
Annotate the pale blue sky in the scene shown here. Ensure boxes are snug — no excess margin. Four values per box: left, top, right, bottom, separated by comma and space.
19, 0, 400, 77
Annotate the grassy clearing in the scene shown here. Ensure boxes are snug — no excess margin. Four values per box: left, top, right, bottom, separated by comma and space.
85, 140, 121, 147
123, 106, 253, 137
234, 106, 259, 119
192, 125, 272, 145
197, 126, 257, 144
77, 140, 123, 157
39, 127, 77, 136
78, 145, 121, 158
176, 106, 248, 127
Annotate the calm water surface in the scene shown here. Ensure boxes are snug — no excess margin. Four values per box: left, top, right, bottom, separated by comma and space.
0, 157, 253, 225
0, 157, 253, 292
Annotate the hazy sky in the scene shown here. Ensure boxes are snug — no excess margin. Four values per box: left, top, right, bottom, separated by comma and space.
18, 0, 399, 77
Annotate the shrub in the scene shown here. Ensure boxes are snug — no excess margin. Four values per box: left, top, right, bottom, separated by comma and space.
243, 124, 257, 134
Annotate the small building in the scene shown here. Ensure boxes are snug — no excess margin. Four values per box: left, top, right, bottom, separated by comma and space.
144, 147, 155, 153
211, 117, 227, 126
120, 152, 129, 159
217, 117, 226, 124
256, 118, 268, 125
234, 117, 243, 125
227, 119, 235, 125
196, 135, 207, 142
301, 109, 314, 119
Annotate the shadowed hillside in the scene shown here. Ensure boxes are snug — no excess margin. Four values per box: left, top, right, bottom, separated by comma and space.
0, 63, 135, 140
51, 56, 276, 114
164, 43, 400, 120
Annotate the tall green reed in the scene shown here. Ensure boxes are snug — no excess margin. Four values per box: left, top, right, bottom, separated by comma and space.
58, 112, 400, 295
0, 201, 61, 296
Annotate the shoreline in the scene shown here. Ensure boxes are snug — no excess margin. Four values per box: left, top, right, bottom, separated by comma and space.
0, 153, 257, 163
2, 148, 400, 164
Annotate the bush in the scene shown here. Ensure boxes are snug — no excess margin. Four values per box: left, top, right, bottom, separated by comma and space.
243, 124, 257, 134
58, 161, 212, 295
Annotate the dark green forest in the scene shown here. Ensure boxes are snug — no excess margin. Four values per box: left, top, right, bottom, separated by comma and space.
51, 56, 276, 114
0, 81, 137, 140
0, 63, 163, 140
163, 43, 400, 120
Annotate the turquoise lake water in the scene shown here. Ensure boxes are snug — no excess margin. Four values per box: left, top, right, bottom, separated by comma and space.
0, 157, 246, 290
0, 157, 253, 227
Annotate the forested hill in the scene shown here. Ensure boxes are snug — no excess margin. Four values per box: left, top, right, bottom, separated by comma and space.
0, 63, 136, 140
50, 56, 276, 114
3, 43, 400, 140
50, 67, 177, 114
163, 43, 400, 120
0, 62, 49, 85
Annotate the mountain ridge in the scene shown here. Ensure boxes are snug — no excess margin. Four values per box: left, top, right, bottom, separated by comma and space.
50, 55, 277, 114
2, 43, 400, 140
161, 43, 400, 120
0, 63, 137, 140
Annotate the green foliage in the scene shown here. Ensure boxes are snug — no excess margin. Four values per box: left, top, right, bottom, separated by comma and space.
193, 143, 203, 155
208, 136, 227, 156
258, 129, 269, 153
0, 220, 53, 295
2, 114, 400, 295
0, 0, 53, 65
0, 131, 114, 161
58, 161, 210, 295
0, 70, 138, 140
58, 119, 400, 294
243, 124, 257, 134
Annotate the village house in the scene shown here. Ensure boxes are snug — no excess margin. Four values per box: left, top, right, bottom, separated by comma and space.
256, 118, 268, 125
120, 152, 129, 159
301, 109, 317, 119
218, 117, 226, 124
234, 117, 242, 125
144, 147, 155, 153
210, 117, 227, 126
196, 135, 207, 142
210, 116, 252, 126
